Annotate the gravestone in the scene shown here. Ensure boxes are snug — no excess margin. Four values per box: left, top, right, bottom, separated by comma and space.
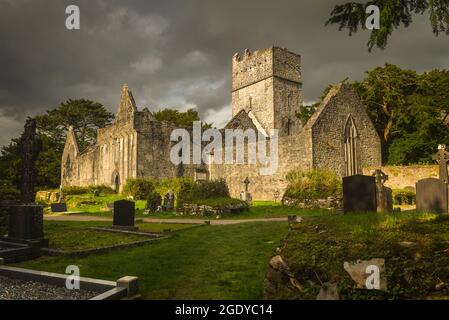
416, 178, 448, 214
240, 177, 252, 204
1, 119, 48, 262
416, 145, 449, 214
372, 169, 393, 212
50, 203, 67, 213
163, 191, 175, 211
343, 175, 377, 213
113, 200, 137, 230
8, 205, 44, 240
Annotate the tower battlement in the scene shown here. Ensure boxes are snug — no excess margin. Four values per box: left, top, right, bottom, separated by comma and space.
232, 47, 301, 92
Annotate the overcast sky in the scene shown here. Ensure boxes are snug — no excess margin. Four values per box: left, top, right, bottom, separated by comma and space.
0, 0, 448, 147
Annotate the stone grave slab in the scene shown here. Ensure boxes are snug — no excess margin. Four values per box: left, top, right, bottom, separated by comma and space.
416, 178, 448, 214
50, 203, 67, 213
113, 200, 137, 230
343, 175, 377, 213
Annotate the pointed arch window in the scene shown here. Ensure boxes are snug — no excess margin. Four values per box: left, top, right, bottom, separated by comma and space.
344, 116, 358, 176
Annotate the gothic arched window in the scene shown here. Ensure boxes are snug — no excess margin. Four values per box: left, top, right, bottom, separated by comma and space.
344, 116, 358, 176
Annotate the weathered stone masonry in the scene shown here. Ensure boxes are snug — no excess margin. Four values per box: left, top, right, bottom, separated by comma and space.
61, 46, 382, 200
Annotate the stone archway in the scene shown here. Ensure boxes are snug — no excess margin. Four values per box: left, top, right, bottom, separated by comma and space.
344, 116, 358, 176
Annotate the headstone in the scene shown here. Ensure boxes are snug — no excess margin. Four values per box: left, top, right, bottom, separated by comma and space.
113, 200, 137, 230
240, 177, 252, 204
1, 119, 48, 260
343, 175, 377, 213
18, 118, 42, 204
431, 144, 449, 183
416, 145, 449, 214
8, 205, 44, 240
163, 191, 175, 211
416, 178, 448, 214
372, 169, 393, 212
50, 203, 67, 213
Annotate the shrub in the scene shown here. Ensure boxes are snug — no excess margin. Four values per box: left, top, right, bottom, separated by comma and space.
123, 178, 155, 200
0, 183, 20, 202
146, 192, 162, 212
91, 185, 115, 195
393, 189, 416, 205
283, 169, 342, 200
61, 186, 89, 195
177, 179, 230, 206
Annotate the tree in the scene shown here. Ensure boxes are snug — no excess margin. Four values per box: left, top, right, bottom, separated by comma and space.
0, 99, 113, 190
326, 0, 449, 51
313, 64, 449, 164
36, 99, 114, 152
152, 108, 212, 128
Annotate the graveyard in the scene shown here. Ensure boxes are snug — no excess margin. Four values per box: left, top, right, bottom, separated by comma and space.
1, 116, 449, 300
1, 1, 449, 302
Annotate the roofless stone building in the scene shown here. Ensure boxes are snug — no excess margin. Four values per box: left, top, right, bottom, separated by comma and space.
61, 47, 381, 200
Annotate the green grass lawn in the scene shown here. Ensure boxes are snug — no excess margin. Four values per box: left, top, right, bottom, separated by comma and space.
279, 211, 449, 300
17, 221, 289, 299
43, 221, 197, 252
57, 194, 331, 220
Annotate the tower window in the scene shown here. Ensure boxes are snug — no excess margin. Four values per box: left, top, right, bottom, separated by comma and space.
287, 94, 292, 108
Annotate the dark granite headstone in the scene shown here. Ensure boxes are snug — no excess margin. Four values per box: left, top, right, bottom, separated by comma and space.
416, 178, 448, 214
50, 203, 67, 213
113, 200, 135, 229
343, 175, 377, 213
8, 205, 44, 240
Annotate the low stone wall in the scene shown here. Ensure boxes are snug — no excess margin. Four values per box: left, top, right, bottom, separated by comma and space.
177, 202, 249, 218
363, 165, 438, 191
35, 190, 60, 203
282, 196, 342, 210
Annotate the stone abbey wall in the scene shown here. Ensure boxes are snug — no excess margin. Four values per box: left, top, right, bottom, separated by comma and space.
363, 165, 439, 191
210, 129, 313, 201
61, 47, 382, 200
309, 84, 382, 176
232, 47, 302, 136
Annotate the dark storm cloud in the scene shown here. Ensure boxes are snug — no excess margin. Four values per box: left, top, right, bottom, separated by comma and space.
0, 0, 448, 145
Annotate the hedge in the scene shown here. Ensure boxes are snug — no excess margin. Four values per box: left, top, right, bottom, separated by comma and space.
283, 169, 342, 200
392, 189, 416, 205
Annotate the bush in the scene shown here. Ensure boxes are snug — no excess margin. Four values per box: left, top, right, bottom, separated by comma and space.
0, 183, 20, 202
393, 189, 416, 205
91, 185, 115, 195
123, 178, 155, 200
177, 179, 230, 206
61, 186, 89, 195
283, 169, 342, 200
146, 192, 162, 212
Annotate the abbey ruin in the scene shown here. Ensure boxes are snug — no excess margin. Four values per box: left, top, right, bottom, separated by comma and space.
61, 47, 382, 200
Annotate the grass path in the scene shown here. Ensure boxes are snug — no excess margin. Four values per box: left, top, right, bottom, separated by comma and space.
17, 221, 289, 299
44, 214, 289, 225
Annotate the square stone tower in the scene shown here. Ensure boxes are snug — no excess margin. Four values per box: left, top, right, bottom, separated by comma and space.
231, 47, 303, 136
